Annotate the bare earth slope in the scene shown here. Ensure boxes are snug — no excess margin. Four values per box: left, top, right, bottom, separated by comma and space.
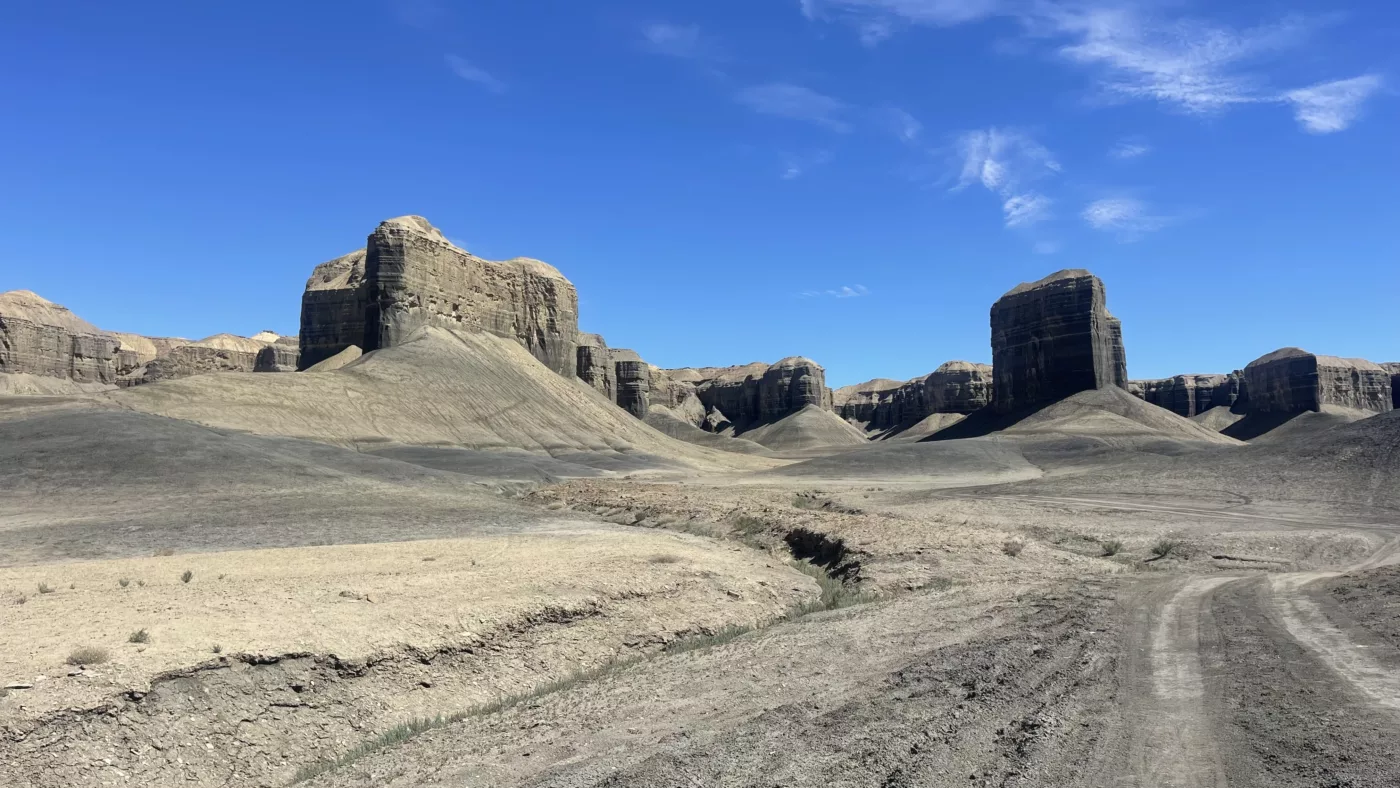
740, 404, 870, 452
109, 327, 774, 472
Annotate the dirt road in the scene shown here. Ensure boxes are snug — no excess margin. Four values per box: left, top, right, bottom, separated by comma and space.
311, 534, 1400, 788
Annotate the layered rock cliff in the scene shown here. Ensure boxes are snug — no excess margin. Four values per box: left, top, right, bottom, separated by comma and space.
299, 249, 368, 370
0, 290, 139, 387
661, 358, 834, 434
362, 217, 579, 377
1383, 363, 1400, 410
1242, 348, 1393, 414
1129, 373, 1248, 417
255, 336, 301, 372
990, 270, 1127, 413
610, 349, 650, 419
834, 362, 992, 431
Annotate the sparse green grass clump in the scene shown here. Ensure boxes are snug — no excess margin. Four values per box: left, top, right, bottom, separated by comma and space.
1002, 539, 1025, 558
180, 570, 193, 584
67, 646, 109, 666
786, 560, 879, 617
1101, 540, 1124, 557
128, 628, 151, 644
37, 582, 55, 594
1151, 539, 1185, 560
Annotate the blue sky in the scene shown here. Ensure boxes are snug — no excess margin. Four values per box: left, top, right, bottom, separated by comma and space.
3, 0, 1397, 387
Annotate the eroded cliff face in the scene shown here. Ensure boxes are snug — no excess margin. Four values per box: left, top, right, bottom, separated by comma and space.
254, 337, 301, 373
0, 290, 140, 387
659, 358, 833, 433
1383, 363, 1400, 410
610, 349, 650, 419
834, 362, 992, 430
299, 250, 368, 371
1130, 373, 1244, 417
990, 269, 1127, 413
361, 217, 579, 377
575, 333, 615, 402
1243, 348, 1393, 414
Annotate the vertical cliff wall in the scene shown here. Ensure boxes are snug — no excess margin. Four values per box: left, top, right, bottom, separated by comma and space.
990, 269, 1127, 413
298, 250, 368, 371
361, 216, 579, 377
1243, 348, 1392, 414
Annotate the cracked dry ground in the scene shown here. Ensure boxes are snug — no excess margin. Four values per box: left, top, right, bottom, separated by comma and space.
7, 479, 1400, 788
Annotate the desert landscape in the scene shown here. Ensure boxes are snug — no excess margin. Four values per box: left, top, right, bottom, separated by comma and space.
2, 215, 1398, 788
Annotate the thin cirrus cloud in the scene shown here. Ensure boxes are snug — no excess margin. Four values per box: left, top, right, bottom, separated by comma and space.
800, 285, 870, 299
1109, 139, 1151, 159
1081, 197, 1168, 240
445, 55, 506, 93
953, 128, 1060, 228
736, 82, 851, 132
1283, 74, 1384, 134
798, 2, 1384, 132
781, 150, 834, 180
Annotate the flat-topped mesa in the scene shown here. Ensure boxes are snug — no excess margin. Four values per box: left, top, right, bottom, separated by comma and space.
990, 269, 1127, 413
833, 379, 904, 426
1243, 348, 1393, 414
141, 333, 282, 382
0, 290, 137, 387
610, 349, 650, 419
1130, 373, 1245, 417
676, 358, 834, 433
254, 336, 301, 373
363, 216, 580, 377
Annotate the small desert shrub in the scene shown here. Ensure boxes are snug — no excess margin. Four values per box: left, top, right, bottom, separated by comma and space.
154, 548, 175, 557
69, 583, 76, 590
1151, 539, 1185, 559
211, 644, 223, 654
1101, 540, 1124, 557
180, 570, 193, 584
128, 629, 151, 644
37, 582, 55, 594
1002, 539, 1025, 558
66, 646, 109, 666
647, 554, 682, 564
136, 580, 146, 587
421, 556, 436, 562
14, 595, 27, 605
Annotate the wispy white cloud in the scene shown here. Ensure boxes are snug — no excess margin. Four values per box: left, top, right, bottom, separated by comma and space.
1109, 138, 1151, 159
736, 82, 850, 132
952, 128, 1059, 227
641, 22, 706, 59
446, 55, 506, 93
1003, 192, 1053, 228
801, 0, 1003, 44
1045, 7, 1310, 114
780, 150, 834, 180
801, 284, 870, 298
1082, 197, 1169, 240
1283, 74, 1384, 133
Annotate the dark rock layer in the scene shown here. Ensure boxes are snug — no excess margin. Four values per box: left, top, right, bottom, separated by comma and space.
1243, 348, 1392, 414
990, 269, 1127, 413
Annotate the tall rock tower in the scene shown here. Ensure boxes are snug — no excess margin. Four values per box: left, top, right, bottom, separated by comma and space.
990, 269, 1127, 413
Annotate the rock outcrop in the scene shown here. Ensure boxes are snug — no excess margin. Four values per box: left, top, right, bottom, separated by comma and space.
0, 290, 139, 388
990, 269, 1127, 413
575, 333, 615, 402
255, 336, 301, 372
298, 218, 580, 378
835, 363, 993, 432
1130, 372, 1247, 418
611, 349, 650, 419
1242, 348, 1392, 415
661, 358, 834, 434
299, 249, 369, 371
1383, 363, 1400, 410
